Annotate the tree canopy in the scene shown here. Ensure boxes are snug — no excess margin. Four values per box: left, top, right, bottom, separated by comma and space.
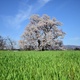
19, 14, 65, 50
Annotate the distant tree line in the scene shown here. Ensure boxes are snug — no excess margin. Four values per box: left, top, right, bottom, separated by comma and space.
74, 47, 80, 50
0, 35, 80, 51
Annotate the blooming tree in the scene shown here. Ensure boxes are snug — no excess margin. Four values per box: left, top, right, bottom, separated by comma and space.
19, 14, 65, 50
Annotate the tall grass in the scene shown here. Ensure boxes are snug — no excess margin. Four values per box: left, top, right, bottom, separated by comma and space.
0, 51, 80, 80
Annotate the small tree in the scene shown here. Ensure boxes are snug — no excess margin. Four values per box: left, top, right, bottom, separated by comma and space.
6, 37, 16, 50
19, 14, 65, 50
0, 35, 6, 50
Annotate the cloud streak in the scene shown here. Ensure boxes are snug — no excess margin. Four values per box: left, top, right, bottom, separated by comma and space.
1, 0, 51, 28
2, 5, 32, 28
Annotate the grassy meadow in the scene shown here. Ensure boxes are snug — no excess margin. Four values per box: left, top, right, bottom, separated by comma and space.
0, 50, 80, 80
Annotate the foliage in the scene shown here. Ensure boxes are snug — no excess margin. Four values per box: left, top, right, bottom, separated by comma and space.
19, 14, 65, 50
0, 51, 80, 80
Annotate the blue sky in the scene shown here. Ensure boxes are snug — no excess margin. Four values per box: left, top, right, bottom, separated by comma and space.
0, 0, 80, 45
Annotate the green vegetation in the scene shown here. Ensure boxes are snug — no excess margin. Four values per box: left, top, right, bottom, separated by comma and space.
0, 51, 80, 80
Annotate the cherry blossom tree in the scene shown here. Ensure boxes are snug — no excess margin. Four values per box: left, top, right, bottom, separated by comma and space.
19, 14, 65, 50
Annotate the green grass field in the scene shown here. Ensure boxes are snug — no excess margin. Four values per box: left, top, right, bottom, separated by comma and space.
0, 50, 80, 80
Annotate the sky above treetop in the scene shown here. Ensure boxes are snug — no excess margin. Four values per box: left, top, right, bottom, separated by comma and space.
0, 0, 80, 45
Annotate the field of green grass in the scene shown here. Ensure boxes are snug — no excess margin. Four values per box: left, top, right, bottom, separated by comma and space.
0, 50, 80, 80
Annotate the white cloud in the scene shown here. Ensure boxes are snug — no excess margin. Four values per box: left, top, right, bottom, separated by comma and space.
38, 0, 50, 6
1, 0, 51, 28
39, 0, 50, 3
68, 37, 80, 45
43, 0, 51, 3
70, 37, 80, 41
64, 37, 80, 46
